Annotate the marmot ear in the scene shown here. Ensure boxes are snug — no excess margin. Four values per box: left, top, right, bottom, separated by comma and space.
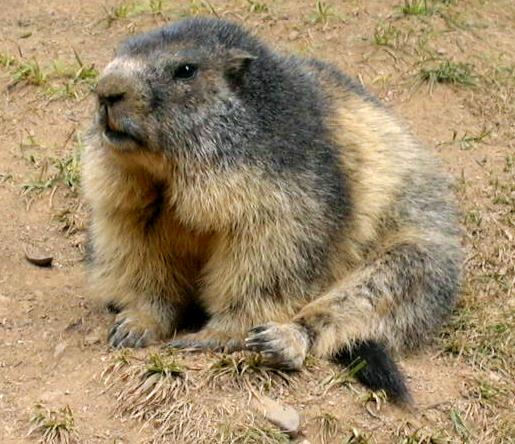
225, 49, 257, 87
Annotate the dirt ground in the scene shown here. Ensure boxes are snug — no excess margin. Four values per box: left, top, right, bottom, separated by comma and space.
0, 0, 513, 443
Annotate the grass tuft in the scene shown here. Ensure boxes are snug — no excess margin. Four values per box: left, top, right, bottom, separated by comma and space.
187, 0, 219, 17
28, 404, 78, 444
46, 51, 98, 100
449, 408, 472, 441
12, 59, 47, 86
145, 352, 185, 378
421, 60, 476, 92
205, 352, 291, 390
321, 358, 367, 394
314, 412, 340, 444
395, 420, 451, 443
401, 0, 433, 16
0, 52, 16, 68
246, 0, 269, 13
217, 421, 289, 444
310, 0, 333, 25
439, 128, 491, 151
374, 23, 401, 47
22, 145, 82, 195
343, 427, 372, 444
103, 350, 188, 424
149, 0, 163, 13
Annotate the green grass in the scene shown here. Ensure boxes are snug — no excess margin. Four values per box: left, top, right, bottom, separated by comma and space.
439, 128, 491, 150
149, 0, 164, 13
53, 149, 81, 193
395, 422, 451, 444
12, 59, 47, 86
247, 0, 268, 13
421, 60, 476, 92
401, 0, 433, 16
46, 63, 98, 99
1, 50, 97, 99
442, 292, 513, 376
45, 55, 98, 100
101, 3, 130, 26
145, 352, 185, 378
310, 0, 333, 25
321, 358, 367, 393
343, 428, 372, 444
374, 23, 401, 47
442, 148, 514, 392
0, 53, 16, 68
28, 404, 78, 444
187, 0, 219, 17
449, 408, 472, 441
208, 353, 265, 377
22, 140, 82, 195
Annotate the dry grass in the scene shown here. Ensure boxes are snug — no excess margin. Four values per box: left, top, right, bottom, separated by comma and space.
204, 352, 292, 391
102, 350, 203, 442
28, 404, 78, 444
314, 412, 341, 444
0, 50, 97, 99
216, 419, 290, 444
101, 349, 299, 443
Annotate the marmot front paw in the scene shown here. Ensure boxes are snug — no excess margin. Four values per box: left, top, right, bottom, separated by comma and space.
245, 322, 310, 370
108, 311, 161, 348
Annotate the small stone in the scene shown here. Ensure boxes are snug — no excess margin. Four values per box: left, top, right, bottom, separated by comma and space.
53, 342, 67, 359
84, 334, 101, 346
40, 390, 61, 402
24, 247, 53, 268
288, 30, 300, 41
252, 395, 300, 437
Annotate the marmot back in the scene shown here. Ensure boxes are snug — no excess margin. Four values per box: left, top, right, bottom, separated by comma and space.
82, 17, 462, 403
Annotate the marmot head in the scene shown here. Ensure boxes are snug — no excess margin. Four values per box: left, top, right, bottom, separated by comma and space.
92, 18, 268, 159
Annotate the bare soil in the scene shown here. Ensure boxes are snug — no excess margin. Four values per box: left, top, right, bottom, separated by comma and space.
1, 1, 513, 443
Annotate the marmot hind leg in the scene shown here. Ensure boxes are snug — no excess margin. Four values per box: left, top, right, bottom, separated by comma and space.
247, 238, 460, 403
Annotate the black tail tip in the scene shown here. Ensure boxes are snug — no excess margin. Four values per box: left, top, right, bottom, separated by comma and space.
333, 340, 413, 405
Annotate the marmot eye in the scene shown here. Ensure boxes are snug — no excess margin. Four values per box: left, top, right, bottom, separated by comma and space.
173, 64, 198, 80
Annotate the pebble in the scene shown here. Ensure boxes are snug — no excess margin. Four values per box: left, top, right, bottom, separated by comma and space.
252, 395, 300, 437
39, 390, 62, 402
84, 334, 101, 346
288, 30, 300, 41
24, 247, 53, 268
53, 341, 67, 359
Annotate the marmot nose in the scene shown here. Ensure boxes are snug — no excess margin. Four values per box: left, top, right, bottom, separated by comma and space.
98, 92, 125, 108
95, 73, 129, 108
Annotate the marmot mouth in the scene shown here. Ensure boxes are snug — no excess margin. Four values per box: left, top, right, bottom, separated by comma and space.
103, 127, 138, 144
102, 118, 143, 147
98, 104, 143, 147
